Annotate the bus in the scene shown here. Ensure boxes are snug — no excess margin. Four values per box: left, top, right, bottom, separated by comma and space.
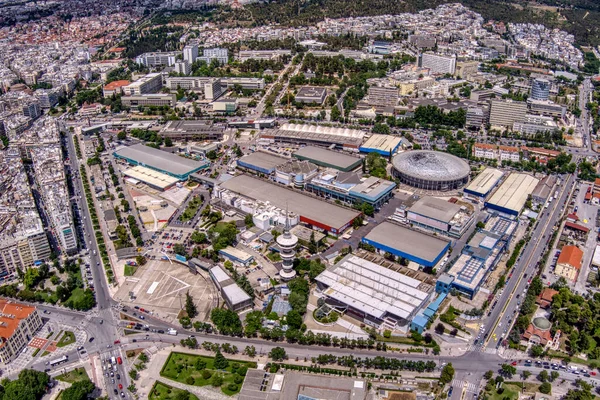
50, 355, 69, 367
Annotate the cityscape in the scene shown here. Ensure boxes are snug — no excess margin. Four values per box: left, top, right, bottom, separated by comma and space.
1, 1, 600, 400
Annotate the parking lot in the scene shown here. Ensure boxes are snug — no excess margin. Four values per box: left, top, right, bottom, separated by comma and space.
113, 259, 217, 323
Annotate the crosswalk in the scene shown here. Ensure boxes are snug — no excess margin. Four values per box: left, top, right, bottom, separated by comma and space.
451, 379, 479, 393
465, 344, 498, 355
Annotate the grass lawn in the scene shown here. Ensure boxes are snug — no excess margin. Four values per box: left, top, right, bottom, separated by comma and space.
179, 196, 203, 222
124, 265, 137, 276
67, 288, 87, 305
484, 383, 521, 400
149, 381, 199, 400
56, 367, 89, 383
57, 331, 76, 348
32, 348, 40, 357
160, 352, 256, 396
41, 350, 50, 357
267, 251, 282, 262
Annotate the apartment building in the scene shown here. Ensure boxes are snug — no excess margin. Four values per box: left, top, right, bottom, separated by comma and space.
0, 231, 51, 278
465, 106, 487, 128
489, 99, 527, 128
198, 48, 228, 65
173, 61, 191, 76
367, 86, 399, 107
135, 52, 178, 68
183, 44, 198, 64
420, 53, 456, 75
455, 61, 479, 79
122, 73, 163, 96
472, 143, 520, 162
0, 300, 43, 364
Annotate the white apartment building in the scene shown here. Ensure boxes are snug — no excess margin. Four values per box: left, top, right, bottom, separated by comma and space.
472, 143, 520, 162
183, 44, 198, 64
173, 61, 191, 76
123, 73, 163, 96
420, 53, 456, 75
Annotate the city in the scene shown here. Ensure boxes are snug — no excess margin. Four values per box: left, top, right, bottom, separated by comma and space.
0, 1, 600, 400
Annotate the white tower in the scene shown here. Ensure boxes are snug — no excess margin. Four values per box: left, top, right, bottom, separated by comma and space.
277, 206, 298, 281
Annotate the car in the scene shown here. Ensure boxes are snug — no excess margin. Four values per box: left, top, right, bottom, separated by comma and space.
112, 378, 115, 384
116, 374, 120, 379
511, 361, 518, 366
158, 330, 165, 334
121, 392, 125, 398
77, 346, 84, 350
139, 315, 145, 320
89, 337, 94, 342
134, 306, 140, 309
132, 339, 137, 343
114, 389, 118, 395
114, 340, 121, 344
118, 384, 123, 389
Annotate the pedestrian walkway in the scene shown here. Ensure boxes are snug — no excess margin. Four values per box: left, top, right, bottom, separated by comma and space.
451, 379, 478, 393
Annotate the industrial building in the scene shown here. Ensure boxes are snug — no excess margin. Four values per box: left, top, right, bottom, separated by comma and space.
485, 173, 539, 216
260, 123, 365, 151
362, 221, 450, 267
237, 152, 288, 175
218, 246, 254, 266
160, 120, 225, 141
359, 134, 405, 155
531, 175, 558, 204
391, 150, 470, 191
406, 197, 473, 237
306, 172, 396, 209
367, 86, 399, 107
464, 168, 504, 199
113, 144, 209, 180
295, 86, 328, 104
315, 255, 432, 329
0, 300, 43, 364
293, 146, 362, 171
227, 119, 276, 130
215, 174, 361, 234
123, 166, 180, 191
209, 266, 253, 312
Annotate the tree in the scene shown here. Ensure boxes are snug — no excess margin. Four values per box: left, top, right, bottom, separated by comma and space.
213, 349, 229, 370
61, 379, 95, 400
435, 323, 445, 334
286, 310, 303, 330
550, 371, 559, 382
538, 369, 549, 382
529, 344, 545, 358
173, 243, 187, 257
484, 370, 494, 380
269, 346, 287, 361
117, 131, 127, 140
190, 231, 207, 244
440, 363, 455, 384
164, 137, 173, 147
211, 374, 224, 387
135, 255, 147, 266
476, 221, 485, 229
243, 345, 256, 357
185, 291, 197, 318
500, 364, 516, 378
539, 382, 552, 394
522, 370, 532, 380
244, 214, 254, 228
331, 105, 341, 121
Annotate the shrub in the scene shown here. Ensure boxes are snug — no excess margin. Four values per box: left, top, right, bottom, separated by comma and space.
234, 374, 244, 384
211, 374, 224, 387
202, 370, 212, 380
238, 366, 248, 376
227, 383, 238, 392
186, 376, 195, 385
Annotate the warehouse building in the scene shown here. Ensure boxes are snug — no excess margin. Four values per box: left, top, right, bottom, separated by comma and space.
362, 221, 450, 267
293, 146, 362, 171
315, 254, 432, 329
215, 174, 361, 235
113, 144, 209, 180
295, 86, 327, 104
160, 120, 225, 141
260, 123, 365, 151
485, 173, 539, 216
306, 172, 395, 209
463, 168, 504, 199
218, 246, 254, 266
237, 152, 288, 175
123, 166, 179, 191
359, 134, 405, 155
209, 266, 253, 311
406, 197, 473, 237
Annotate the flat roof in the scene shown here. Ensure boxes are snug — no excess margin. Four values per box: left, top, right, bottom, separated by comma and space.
210, 265, 231, 283
363, 221, 450, 264
349, 176, 396, 201
486, 173, 539, 214
360, 134, 403, 153
222, 283, 252, 305
219, 246, 253, 262
408, 197, 461, 223
238, 152, 287, 171
465, 168, 504, 196
219, 175, 361, 231
114, 144, 207, 176
293, 146, 361, 170
123, 166, 179, 189
316, 254, 430, 321
447, 254, 486, 291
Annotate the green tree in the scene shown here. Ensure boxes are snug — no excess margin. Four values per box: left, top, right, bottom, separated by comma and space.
538, 370, 549, 382
211, 374, 224, 387
61, 379, 95, 400
185, 291, 198, 318
484, 370, 494, 380
529, 344, 545, 358
269, 346, 287, 361
286, 310, 303, 330
500, 364, 516, 378
440, 363, 455, 384
117, 131, 127, 140
213, 350, 229, 370
539, 382, 552, 394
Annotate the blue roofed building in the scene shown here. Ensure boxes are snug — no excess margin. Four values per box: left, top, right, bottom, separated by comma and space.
411, 292, 447, 333
218, 246, 254, 266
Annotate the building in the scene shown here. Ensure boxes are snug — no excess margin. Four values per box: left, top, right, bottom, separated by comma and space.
406, 196, 473, 237
466, 107, 486, 128
237, 152, 288, 175
227, 119, 276, 130
277, 211, 298, 281
531, 78, 551, 101
306, 172, 396, 209
160, 120, 225, 141
102, 80, 130, 97
260, 123, 365, 152
219, 77, 265, 90
420, 53, 456, 75
218, 246, 254, 266
0, 231, 51, 279
173, 61, 191, 76
113, 143, 209, 180
359, 134, 404, 156
391, 150, 470, 191
215, 174, 361, 235
472, 143, 520, 162
485, 173, 539, 216
204, 78, 224, 101
531, 175, 558, 204
554, 245, 583, 281
367, 86, 399, 107
362, 221, 450, 267
123, 166, 180, 191
513, 116, 558, 136
455, 61, 479, 79
198, 48, 228, 65
122, 73, 163, 96
237, 50, 291, 61
0, 300, 43, 364
212, 98, 238, 113
464, 168, 504, 199
293, 146, 362, 171
122, 94, 176, 108
209, 266, 253, 311
135, 52, 178, 68
489, 99, 527, 128
295, 86, 327, 105
536, 288, 558, 309
527, 99, 566, 119
410, 292, 447, 333
274, 160, 318, 187
315, 254, 432, 329
370, 41, 391, 55
183, 44, 198, 64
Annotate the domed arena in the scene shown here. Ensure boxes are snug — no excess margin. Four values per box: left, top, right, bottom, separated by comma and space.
392, 150, 470, 191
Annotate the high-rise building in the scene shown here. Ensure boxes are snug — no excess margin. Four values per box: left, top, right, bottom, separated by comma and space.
135, 52, 178, 68
183, 44, 198, 64
277, 208, 298, 281
198, 48, 229, 65
173, 61, 191, 76
204, 78, 224, 101
489, 99, 527, 128
122, 73, 163, 96
22, 102, 41, 119
367, 86, 399, 107
420, 53, 456, 75
531, 78, 550, 101
0, 231, 51, 277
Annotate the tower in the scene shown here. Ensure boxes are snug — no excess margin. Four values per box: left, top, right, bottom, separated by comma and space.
277, 205, 298, 281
